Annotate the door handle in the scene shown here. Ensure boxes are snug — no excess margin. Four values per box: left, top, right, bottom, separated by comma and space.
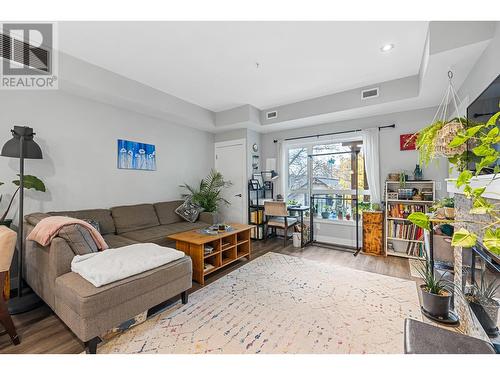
235, 193, 242, 197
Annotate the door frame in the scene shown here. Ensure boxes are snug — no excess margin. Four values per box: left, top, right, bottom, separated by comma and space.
214, 138, 247, 224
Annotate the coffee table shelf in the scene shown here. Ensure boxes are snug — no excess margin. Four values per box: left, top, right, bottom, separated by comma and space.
168, 223, 253, 285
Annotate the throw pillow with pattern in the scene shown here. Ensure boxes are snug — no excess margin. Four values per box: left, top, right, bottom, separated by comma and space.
175, 200, 204, 223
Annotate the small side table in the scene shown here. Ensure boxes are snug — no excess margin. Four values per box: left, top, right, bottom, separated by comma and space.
362, 211, 384, 256
287, 206, 311, 248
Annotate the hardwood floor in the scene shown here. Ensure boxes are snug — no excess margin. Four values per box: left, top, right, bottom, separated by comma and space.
0, 239, 411, 354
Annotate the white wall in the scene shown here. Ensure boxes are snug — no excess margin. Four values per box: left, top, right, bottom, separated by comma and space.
0, 90, 214, 222
458, 22, 500, 109
262, 106, 448, 196
261, 106, 448, 246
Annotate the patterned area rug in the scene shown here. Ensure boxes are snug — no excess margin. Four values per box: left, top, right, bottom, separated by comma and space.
99, 252, 422, 354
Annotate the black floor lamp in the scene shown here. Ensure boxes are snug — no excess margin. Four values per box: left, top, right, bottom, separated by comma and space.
1, 126, 43, 314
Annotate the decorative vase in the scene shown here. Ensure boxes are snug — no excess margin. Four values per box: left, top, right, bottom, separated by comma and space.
413, 164, 423, 180
337, 211, 343, 220
346, 213, 351, 221
321, 212, 330, 219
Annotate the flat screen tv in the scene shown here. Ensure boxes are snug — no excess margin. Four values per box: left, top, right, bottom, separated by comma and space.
466, 74, 500, 174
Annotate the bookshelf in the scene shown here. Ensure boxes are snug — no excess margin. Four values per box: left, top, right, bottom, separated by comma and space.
384, 180, 435, 260
248, 181, 273, 240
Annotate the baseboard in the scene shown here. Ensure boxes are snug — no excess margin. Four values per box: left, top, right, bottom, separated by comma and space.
315, 235, 359, 248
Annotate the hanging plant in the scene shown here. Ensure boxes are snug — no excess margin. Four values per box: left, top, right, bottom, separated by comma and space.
407, 72, 500, 257
409, 108, 500, 256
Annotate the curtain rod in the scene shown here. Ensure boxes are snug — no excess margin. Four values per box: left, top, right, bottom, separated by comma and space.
272, 124, 395, 143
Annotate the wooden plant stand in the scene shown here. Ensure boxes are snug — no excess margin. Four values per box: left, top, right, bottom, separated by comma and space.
168, 224, 253, 285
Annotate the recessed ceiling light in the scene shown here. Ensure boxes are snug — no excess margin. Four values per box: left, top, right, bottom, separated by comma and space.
381, 43, 394, 52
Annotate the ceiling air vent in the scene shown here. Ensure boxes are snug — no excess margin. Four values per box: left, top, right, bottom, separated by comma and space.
266, 110, 278, 120
361, 87, 379, 100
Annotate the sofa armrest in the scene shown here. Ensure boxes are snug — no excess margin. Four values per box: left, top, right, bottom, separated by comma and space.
199, 212, 218, 225
24, 222, 74, 310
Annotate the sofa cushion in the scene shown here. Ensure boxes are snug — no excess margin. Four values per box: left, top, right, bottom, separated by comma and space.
55, 256, 192, 318
154, 200, 184, 225
121, 222, 207, 245
58, 225, 99, 255
102, 234, 138, 249
111, 204, 160, 234
49, 209, 116, 235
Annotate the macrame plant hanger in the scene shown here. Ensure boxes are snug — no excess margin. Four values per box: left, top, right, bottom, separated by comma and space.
433, 71, 467, 157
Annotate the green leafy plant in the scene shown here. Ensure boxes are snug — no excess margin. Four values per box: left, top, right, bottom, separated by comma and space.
180, 169, 232, 213
408, 110, 500, 256
415, 258, 449, 295
431, 197, 454, 211
415, 120, 444, 167
467, 271, 500, 306
0, 175, 46, 223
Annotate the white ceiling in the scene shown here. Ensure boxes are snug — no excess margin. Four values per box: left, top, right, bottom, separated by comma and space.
58, 21, 429, 112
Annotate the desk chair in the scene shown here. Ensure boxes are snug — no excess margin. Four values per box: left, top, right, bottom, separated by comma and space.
264, 201, 297, 247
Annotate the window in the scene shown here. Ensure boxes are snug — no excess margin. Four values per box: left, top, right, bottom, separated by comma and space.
285, 138, 369, 222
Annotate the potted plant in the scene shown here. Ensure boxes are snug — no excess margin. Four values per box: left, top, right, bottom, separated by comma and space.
0, 175, 46, 227
466, 272, 500, 336
180, 169, 232, 223
321, 205, 331, 219
416, 259, 453, 318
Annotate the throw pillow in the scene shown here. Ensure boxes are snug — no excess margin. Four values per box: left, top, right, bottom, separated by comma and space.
83, 219, 101, 233
175, 200, 204, 223
58, 224, 99, 255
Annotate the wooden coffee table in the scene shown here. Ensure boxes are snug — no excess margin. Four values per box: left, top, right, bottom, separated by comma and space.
168, 223, 253, 285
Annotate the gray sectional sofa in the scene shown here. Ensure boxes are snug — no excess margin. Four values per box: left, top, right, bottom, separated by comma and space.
23, 200, 215, 353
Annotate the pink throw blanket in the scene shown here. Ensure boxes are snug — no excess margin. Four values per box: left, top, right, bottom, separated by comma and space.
27, 216, 108, 250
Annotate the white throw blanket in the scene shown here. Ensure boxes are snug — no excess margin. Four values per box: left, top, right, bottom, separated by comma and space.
71, 243, 185, 287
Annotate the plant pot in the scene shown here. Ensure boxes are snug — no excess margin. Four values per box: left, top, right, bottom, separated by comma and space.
420, 285, 452, 318
321, 212, 330, 219
469, 299, 500, 337
0, 219, 12, 228
444, 207, 455, 219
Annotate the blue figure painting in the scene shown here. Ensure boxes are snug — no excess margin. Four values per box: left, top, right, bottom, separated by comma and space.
117, 139, 156, 171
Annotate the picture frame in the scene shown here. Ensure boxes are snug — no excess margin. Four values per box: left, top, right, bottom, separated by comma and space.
249, 179, 260, 190
252, 173, 264, 188
400, 133, 417, 151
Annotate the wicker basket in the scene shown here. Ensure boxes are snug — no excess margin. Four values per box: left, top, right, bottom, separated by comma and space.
435, 120, 467, 157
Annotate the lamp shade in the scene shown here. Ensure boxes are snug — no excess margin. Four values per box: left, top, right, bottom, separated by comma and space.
1, 126, 43, 159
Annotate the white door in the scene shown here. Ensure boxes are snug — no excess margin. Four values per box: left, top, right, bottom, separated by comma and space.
214, 139, 246, 224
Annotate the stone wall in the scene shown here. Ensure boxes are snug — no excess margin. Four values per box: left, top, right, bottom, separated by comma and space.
453, 193, 499, 339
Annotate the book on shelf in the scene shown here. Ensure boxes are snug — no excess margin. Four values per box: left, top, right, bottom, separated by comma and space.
204, 245, 214, 255
250, 209, 264, 224
387, 203, 425, 218
387, 222, 424, 242
204, 263, 215, 272
406, 241, 424, 258
251, 226, 263, 239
